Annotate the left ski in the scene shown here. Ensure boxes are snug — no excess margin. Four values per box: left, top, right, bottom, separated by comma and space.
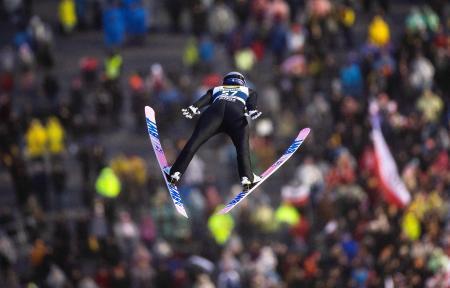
218, 128, 311, 214
145, 106, 188, 218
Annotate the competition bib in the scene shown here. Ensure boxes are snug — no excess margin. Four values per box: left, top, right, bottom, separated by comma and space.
212, 86, 249, 104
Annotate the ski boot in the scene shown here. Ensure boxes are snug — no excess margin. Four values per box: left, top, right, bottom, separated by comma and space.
163, 167, 181, 185
241, 174, 262, 192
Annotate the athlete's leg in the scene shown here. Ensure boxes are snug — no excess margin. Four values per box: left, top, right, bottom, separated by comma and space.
170, 104, 224, 177
229, 123, 253, 181
224, 102, 260, 187
225, 108, 254, 182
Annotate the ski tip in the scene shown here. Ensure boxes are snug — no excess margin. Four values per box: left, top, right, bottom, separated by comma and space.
145, 106, 155, 118
177, 207, 189, 218
299, 127, 311, 139
216, 208, 228, 215
215, 204, 231, 215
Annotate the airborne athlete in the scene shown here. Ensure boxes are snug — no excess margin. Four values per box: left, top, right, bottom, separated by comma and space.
164, 72, 262, 191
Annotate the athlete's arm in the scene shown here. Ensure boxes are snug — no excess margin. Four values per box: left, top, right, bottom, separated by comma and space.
181, 89, 213, 119
192, 89, 213, 109
246, 89, 262, 120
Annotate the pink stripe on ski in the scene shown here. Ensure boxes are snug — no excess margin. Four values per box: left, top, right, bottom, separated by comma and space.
151, 137, 168, 166
261, 154, 289, 178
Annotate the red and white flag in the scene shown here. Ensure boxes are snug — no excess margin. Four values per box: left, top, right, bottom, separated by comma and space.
370, 103, 411, 208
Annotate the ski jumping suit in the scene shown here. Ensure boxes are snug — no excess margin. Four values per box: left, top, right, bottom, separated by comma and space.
171, 85, 258, 181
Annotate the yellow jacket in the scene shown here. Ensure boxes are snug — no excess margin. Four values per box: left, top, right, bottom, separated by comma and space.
368, 16, 390, 47
59, 0, 77, 29
96, 167, 121, 198
46, 117, 65, 155
26, 119, 47, 158
208, 207, 234, 245
105, 54, 123, 80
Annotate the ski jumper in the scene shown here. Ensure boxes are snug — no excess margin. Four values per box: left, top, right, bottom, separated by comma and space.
171, 85, 258, 181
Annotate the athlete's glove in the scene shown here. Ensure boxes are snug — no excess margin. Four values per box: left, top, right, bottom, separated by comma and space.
246, 110, 262, 120
182, 105, 200, 119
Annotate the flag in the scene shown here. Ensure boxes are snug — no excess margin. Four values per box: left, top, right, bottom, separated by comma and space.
370, 102, 411, 207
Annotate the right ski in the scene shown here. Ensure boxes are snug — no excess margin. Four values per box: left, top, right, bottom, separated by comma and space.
218, 128, 310, 214
145, 106, 188, 218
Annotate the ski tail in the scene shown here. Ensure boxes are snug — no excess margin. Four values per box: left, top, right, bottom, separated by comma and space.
145, 106, 188, 218
218, 128, 311, 214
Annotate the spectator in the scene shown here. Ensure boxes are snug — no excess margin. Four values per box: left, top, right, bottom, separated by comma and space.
95, 167, 121, 198
123, 2, 148, 44
409, 52, 435, 90
340, 59, 364, 98
58, 0, 77, 34
198, 36, 215, 71
208, 207, 235, 245
338, 3, 356, 48
368, 15, 390, 47
25, 119, 47, 160
183, 37, 200, 69
46, 117, 66, 205
416, 89, 444, 124
103, 4, 125, 47
104, 51, 123, 124
208, 0, 237, 39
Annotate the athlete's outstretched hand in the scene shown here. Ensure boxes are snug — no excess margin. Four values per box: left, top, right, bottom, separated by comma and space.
182, 105, 200, 119
246, 110, 262, 120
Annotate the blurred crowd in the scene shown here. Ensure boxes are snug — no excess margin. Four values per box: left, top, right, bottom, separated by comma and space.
0, 0, 450, 287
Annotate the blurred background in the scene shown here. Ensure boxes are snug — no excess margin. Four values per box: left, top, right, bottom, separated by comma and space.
0, 0, 449, 287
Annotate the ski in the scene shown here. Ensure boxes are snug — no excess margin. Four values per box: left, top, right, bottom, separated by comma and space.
218, 128, 311, 214
145, 106, 188, 218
